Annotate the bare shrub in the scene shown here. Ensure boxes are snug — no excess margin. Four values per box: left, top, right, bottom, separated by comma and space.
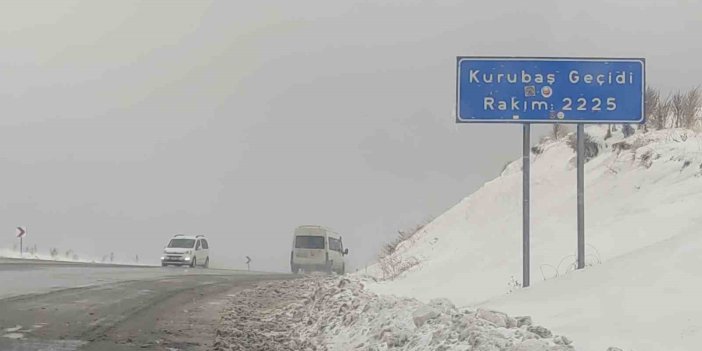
567, 132, 599, 162
541, 245, 603, 282
622, 124, 635, 138
644, 86, 660, 130
378, 255, 419, 280
683, 86, 702, 129
682, 160, 692, 171
551, 124, 569, 140
531, 145, 543, 155
639, 149, 654, 168
670, 87, 701, 128
539, 264, 559, 281
377, 220, 432, 280
380, 220, 431, 258
671, 91, 686, 127
612, 141, 632, 153
653, 97, 672, 130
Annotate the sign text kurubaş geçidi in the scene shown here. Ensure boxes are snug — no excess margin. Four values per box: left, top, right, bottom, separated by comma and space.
456, 58, 645, 123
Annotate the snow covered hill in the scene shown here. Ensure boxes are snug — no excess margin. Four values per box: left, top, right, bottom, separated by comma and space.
365, 125, 702, 350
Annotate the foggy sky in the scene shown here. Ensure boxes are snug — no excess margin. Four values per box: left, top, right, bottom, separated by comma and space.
1, 0, 701, 271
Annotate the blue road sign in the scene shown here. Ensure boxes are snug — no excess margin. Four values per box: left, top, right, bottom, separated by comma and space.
456, 57, 645, 124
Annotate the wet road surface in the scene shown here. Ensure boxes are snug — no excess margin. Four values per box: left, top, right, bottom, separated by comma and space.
0, 259, 292, 350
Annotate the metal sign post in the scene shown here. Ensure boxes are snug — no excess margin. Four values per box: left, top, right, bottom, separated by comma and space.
522, 124, 530, 287
456, 57, 645, 287
577, 124, 585, 269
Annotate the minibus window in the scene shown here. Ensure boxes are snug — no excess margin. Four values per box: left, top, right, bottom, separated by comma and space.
295, 236, 325, 249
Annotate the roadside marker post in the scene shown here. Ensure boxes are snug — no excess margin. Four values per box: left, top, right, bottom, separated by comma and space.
456, 57, 645, 287
16, 226, 27, 256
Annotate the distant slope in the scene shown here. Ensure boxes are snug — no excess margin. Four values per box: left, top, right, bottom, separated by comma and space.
367, 126, 702, 306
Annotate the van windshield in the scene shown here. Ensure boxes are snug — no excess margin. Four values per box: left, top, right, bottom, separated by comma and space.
295, 236, 325, 249
168, 239, 195, 248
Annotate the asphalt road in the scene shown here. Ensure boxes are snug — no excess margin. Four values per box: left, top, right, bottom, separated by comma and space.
0, 259, 292, 351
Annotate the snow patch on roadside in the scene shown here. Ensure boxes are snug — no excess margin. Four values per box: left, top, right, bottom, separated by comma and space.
216, 277, 605, 351
3, 326, 22, 333
0, 248, 151, 266
2, 333, 24, 339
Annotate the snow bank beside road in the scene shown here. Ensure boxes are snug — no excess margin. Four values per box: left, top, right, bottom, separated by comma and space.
215, 276, 614, 350
303, 278, 579, 351
482, 228, 702, 351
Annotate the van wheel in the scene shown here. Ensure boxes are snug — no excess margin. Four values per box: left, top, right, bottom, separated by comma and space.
190, 258, 196, 268
291, 265, 299, 274
204, 257, 209, 268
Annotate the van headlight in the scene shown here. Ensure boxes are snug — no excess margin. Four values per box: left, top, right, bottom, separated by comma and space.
184, 256, 191, 261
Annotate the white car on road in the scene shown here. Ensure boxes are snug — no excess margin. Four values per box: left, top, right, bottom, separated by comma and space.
161, 234, 210, 268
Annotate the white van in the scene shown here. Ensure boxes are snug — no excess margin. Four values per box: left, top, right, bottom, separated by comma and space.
290, 225, 348, 274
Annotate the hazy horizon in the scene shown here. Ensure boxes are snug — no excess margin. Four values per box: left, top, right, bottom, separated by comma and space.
1, 0, 701, 272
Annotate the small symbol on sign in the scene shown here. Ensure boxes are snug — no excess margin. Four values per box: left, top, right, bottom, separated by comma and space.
541, 86, 553, 98
557, 111, 565, 120
524, 86, 536, 97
